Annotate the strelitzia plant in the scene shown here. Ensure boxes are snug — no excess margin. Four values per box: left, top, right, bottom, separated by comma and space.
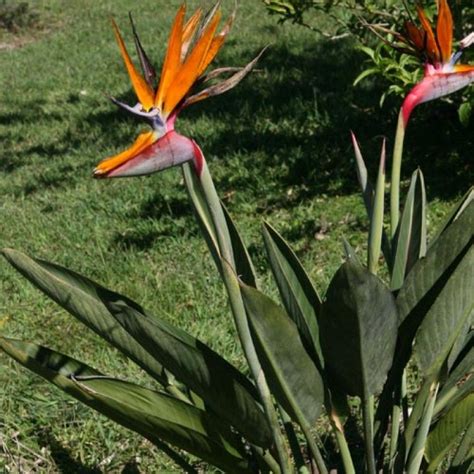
1, 2, 473, 474
385, 0, 474, 236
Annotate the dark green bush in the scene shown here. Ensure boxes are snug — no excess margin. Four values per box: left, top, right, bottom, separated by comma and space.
0, 1, 39, 33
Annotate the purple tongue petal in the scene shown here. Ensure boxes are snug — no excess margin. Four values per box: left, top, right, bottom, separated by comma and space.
110, 97, 164, 127
106, 131, 198, 178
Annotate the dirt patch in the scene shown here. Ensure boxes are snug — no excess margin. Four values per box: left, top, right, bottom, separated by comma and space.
0, 1, 56, 51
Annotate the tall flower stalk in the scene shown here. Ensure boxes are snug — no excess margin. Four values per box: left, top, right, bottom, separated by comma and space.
389, 0, 474, 235
93, 3, 294, 470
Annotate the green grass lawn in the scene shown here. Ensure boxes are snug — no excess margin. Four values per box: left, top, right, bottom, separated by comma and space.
0, 0, 472, 471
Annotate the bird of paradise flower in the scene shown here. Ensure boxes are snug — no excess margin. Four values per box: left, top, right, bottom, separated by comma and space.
94, 2, 263, 178
385, 0, 474, 235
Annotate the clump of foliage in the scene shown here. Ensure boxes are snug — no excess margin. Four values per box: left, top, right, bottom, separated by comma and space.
263, 1, 474, 124
0, 1, 39, 33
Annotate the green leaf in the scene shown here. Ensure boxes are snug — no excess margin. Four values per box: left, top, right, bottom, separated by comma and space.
353, 67, 378, 86
342, 237, 360, 264
425, 393, 474, 472
240, 284, 324, 427
1, 248, 168, 386
103, 295, 272, 448
448, 327, 472, 372
0, 337, 252, 474
413, 246, 473, 377
434, 335, 473, 419
351, 133, 391, 269
320, 260, 398, 397
262, 221, 322, 364
368, 140, 385, 274
222, 201, 257, 287
449, 421, 474, 473
397, 200, 473, 324
391, 169, 427, 290
430, 187, 473, 243
458, 101, 472, 127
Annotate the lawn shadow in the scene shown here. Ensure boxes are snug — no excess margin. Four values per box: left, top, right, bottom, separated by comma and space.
35, 428, 102, 474
77, 35, 472, 209
185, 39, 473, 204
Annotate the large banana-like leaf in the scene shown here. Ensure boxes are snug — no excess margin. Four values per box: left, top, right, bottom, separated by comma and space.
262, 221, 322, 364
240, 284, 324, 427
425, 393, 474, 473
413, 246, 473, 377
222, 201, 257, 287
391, 169, 426, 290
430, 187, 473, 244
397, 200, 473, 324
320, 260, 398, 397
435, 336, 473, 419
103, 295, 272, 448
448, 327, 472, 372
449, 421, 474, 474
1, 248, 168, 386
0, 337, 252, 474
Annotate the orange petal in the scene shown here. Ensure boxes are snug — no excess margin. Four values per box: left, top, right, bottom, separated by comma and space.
404, 21, 425, 52
416, 5, 440, 63
112, 19, 155, 111
436, 0, 453, 63
453, 64, 474, 73
155, 5, 186, 110
94, 131, 157, 176
198, 13, 233, 77
181, 8, 203, 59
163, 9, 221, 116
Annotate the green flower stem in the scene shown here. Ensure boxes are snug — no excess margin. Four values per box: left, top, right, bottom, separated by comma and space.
406, 381, 439, 474
222, 262, 292, 473
388, 393, 402, 470
281, 409, 309, 473
186, 162, 292, 473
330, 419, 355, 474
298, 420, 328, 474
390, 110, 406, 240
402, 376, 432, 464
252, 445, 282, 474
363, 394, 376, 474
